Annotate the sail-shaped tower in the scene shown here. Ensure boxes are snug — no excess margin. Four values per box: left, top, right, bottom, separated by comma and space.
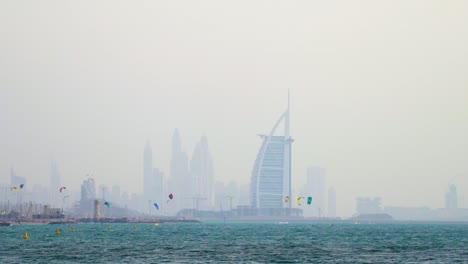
250, 95, 293, 210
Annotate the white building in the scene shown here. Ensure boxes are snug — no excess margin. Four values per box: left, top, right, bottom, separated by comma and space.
250, 96, 292, 210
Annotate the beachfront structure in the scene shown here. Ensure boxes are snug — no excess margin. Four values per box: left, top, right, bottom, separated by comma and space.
250, 96, 293, 210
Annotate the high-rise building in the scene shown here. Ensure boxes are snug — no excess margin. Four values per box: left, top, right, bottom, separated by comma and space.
250, 95, 292, 210
445, 184, 458, 209
50, 161, 61, 193
302, 166, 326, 217
81, 178, 96, 201
191, 136, 214, 210
80, 178, 96, 215
328, 187, 336, 217
143, 142, 153, 201
168, 129, 191, 214
142, 141, 165, 212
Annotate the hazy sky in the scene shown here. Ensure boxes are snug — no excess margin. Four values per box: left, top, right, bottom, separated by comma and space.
1, 1, 467, 216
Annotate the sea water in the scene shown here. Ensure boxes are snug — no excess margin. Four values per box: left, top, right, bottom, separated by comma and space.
0, 222, 467, 263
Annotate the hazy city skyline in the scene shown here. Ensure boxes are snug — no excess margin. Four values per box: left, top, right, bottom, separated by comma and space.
1, 1, 468, 217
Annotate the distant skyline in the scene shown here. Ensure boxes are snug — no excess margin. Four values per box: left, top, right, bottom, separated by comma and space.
1, 1, 468, 217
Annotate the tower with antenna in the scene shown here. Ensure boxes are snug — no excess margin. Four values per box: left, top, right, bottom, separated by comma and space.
250, 91, 293, 214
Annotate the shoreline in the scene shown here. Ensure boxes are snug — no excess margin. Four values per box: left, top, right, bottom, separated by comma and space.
1, 218, 200, 226
3, 218, 468, 226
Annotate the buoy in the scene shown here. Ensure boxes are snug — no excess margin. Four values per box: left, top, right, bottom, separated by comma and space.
70, 227, 75, 232
133, 224, 137, 229
55, 228, 61, 235
107, 225, 112, 231
23, 231, 29, 240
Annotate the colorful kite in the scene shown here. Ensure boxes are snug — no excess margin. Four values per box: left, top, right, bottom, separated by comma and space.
296, 197, 305, 206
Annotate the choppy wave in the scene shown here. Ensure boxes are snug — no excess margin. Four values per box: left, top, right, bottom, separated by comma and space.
1, 222, 467, 263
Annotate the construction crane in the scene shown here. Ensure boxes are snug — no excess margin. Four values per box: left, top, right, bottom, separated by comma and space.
185, 195, 207, 211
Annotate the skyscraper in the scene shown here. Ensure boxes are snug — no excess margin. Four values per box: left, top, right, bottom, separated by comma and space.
143, 142, 153, 201
445, 184, 458, 209
302, 167, 326, 217
250, 95, 292, 210
81, 178, 96, 201
80, 177, 96, 216
191, 136, 214, 210
328, 187, 336, 217
142, 141, 165, 212
168, 129, 191, 213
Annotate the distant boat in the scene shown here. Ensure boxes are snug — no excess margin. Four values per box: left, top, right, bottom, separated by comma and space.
0, 222, 12, 227
278, 222, 289, 225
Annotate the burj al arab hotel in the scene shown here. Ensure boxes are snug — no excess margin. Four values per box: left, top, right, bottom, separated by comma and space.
250, 96, 294, 214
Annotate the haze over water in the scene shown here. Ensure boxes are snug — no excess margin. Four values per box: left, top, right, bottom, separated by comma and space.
1, 1, 468, 263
